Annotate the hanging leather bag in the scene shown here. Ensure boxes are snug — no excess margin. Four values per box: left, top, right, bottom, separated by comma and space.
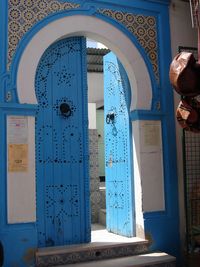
176, 97, 200, 132
169, 52, 200, 97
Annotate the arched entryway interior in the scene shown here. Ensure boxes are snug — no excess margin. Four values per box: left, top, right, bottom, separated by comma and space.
16, 14, 153, 246
35, 35, 135, 246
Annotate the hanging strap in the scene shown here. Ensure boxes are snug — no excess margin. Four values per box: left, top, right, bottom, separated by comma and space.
198, 26, 200, 63
190, 0, 200, 61
196, 0, 200, 62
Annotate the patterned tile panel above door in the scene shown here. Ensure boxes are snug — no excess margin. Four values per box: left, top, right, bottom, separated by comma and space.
99, 9, 159, 82
8, 0, 80, 69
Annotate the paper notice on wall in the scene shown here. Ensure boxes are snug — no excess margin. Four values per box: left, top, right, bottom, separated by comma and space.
7, 116, 28, 144
8, 144, 28, 172
140, 121, 162, 153
7, 116, 29, 172
143, 123, 160, 147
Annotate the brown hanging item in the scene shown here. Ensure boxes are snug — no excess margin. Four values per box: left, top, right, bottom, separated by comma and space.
169, 52, 200, 97
173, 0, 200, 132
169, 1, 200, 97
176, 97, 200, 132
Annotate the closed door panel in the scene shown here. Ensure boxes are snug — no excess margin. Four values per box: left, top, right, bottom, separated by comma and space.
35, 37, 90, 247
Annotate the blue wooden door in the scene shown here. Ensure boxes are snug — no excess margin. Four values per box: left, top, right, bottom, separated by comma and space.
35, 37, 90, 247
104, 52, 135, 237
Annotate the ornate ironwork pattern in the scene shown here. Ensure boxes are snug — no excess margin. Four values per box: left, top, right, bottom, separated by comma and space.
37, 125, 59, 163
45, 184, 79, 220
62, 125, 83, 163
8, 0, 80, 68
107, 180, 124, 209
54, 66, 75, 86
99, 9, 159, 81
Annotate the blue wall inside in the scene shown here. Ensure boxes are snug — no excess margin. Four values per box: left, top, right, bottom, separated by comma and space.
0, 0, 180, 265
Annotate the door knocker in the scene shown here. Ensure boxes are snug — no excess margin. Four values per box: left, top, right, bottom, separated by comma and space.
60, 103, 72, 118
106, 112, 115, 124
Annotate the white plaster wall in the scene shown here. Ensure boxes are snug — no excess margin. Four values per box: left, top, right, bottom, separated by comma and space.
140, 121, 164, 212
88, 73, 104, 108
132, 120, 164, 237
88, 103, 97, 129
132, 121, 145, 238
169, 0, 198, 253
7, 116, 36, 223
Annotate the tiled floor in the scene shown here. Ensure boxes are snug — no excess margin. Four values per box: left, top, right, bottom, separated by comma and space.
91, 223, 145, 244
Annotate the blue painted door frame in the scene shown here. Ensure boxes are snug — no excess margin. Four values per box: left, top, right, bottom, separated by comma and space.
35, 36, 90, 247
104, 52, 135, 237
0, 0, 181, 264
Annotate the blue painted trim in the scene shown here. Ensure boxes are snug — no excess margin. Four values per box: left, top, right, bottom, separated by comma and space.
0, 103, 37, 112
1, 222, 36, 231
0, 105, 38, 266
60, 0, 170, 8
1, 226, 37, 267
140, 4, 180, 260
0, 0, 8, 102
83, 1, 162, 15
0, 104, 37, 226
144, 118, 180, 259
0, 112, 7, 230
144, 210, 168, 218
159, 3, 179, 221
130, 110, 164, 121
0, 0, 7, 75
143, 0, 170, 4
80, 37, 91, 242
1, 0, 180, 261
131, 2, 181, 248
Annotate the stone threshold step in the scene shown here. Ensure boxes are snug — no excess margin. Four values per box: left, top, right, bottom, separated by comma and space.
37, 238, 149, 256
36, 239, 149, 267
53, 252, 176, 267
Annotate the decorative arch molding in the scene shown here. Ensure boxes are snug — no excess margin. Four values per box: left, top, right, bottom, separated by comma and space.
8, 0, 159, 83
15, 14, 152, 110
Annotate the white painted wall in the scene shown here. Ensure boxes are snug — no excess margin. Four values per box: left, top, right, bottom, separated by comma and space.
132, 120, 164, 216
139, 121, 164, 212
7, 116, 36, 223
88, 73, 104, 108
87, 39, 107, 49
88, 103, 97, 129
169, 0, 198, 253
132, 121, 145, 238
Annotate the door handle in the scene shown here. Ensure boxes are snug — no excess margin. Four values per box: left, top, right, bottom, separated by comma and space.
60, 103, 72, 118
106, 112, 115, 124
